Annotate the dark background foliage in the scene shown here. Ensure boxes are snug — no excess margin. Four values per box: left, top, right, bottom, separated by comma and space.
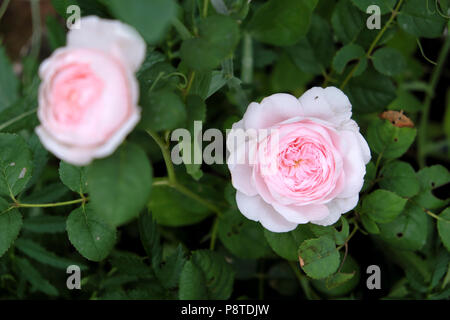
0, 0, 449, 300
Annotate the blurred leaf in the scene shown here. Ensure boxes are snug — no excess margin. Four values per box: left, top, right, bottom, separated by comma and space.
87, 143, 153, 227
218, 208, 272, 259
22, 215, 66, 234
0, 45, 19, 111
298, 236, 340, 279
331, 0, 365, 44
179, 250, 234, 299
67, 205, 116, 262
15, 238, 88, 270
350, 0, 396, 14
45, 16, 66, 50
0, 198, 22, 257
285, 15, 334, 75
249, 0, 316, 46
0, 134, 33, 198
103, 0, 176, 43
379, 161, 420, 197
332, 43, 366, 74
361, 189, 407, 223
140, 88, 187, 132
438, 208, 450, 252
15, 257, 58, 296
345, 68, 396, 114
361, 214, 380, 234
180, 15, 240, 71
372, 47, 407, 76
367, 119, 417, 159
398, 0, 446, 38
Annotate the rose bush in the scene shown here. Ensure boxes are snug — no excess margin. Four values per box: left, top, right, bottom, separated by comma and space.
228, 88, 371, 232
0, 0, 449, 301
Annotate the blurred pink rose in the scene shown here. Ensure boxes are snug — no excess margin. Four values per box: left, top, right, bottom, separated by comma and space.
227, 87, 371, 232
36, 16, 145, 165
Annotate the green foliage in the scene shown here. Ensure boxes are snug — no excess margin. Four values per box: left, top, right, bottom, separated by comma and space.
102, 0, 176, 43
0, 134, 33, 198
248, 0, 317, 46
367, 119, 417, 159
180, 15, 240, 71
179, 250, 235, 299
361, 189, 407, 223
87, 143, 153, 227
66, 205, 116, 261
0, 0, 449, 301
218, 208, 272, 259
0, 198, 22, 257
298, 236, 340, 279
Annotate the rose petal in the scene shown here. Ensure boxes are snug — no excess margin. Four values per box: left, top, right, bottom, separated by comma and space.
272, 203, 329, 223
243, 93, 303, 130
236, 191, 297, 232
67, 16, 145, 71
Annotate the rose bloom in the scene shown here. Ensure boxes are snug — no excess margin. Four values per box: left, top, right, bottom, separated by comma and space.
227, 87, 371, 232
36, 16, 145, 165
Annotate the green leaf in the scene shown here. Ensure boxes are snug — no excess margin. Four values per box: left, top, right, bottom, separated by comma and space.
15, 257, 58, 296
0, 198, 22, 257
332, 43, 366, 74
372, 47, 407, 76
271, 54, 313, 92
138, 211, 162, 265
285, 15, 334, 75
155, 244, 186, 290
367, 119, 417, 159
378, 202, 429, 251
140, 88, 187, 132
379, 161, 420, 197
438, 208, 450, 251
109, 251, 153, 278
350, 0, 396, 14
149, 173, 221, 226
15, 238, 88, 270
311, 253, 360, 297
0, 133, 33, 198
398, 0, 446, 38
345, 68, 396, 114
361, 189, 407, 223
207, 71, 228, 99
22, 215, 66, 234
67, 205, 116, 262
361, 161, 376, 192
361, 214, 380, 234
183, 95, 206, 180
179, 250, 235, 300
87, 143, 153, 227
180, 15, 240, 71
388, 89, 423, 113
0, 45, 19, 111
46, 16, 66, 50
59, 161, 88, 194
298, 236, 340, 279
248, 0, 316, 46
264, 225, 314, 261
308, 217, 350, 246
414, 165, 450, 210
103, 0, 176, 43
218, 208, 272, 259
331, 0, 365, 44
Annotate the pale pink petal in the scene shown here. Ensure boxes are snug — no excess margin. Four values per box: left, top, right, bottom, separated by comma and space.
298, 87, 352, 126
236, 191, 297, 232
243, 93, 303, 130
356, 132, 371, 164
326, 195, 359, 216
272, 203, 329, 224
338, 132, 366, 198
67, 16, 145, 71
230, 164, 257, 196
310, 209, 342, 226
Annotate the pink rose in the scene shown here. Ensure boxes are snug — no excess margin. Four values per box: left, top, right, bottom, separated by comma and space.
36, 16, 145, 165
227, 87, 371, 232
